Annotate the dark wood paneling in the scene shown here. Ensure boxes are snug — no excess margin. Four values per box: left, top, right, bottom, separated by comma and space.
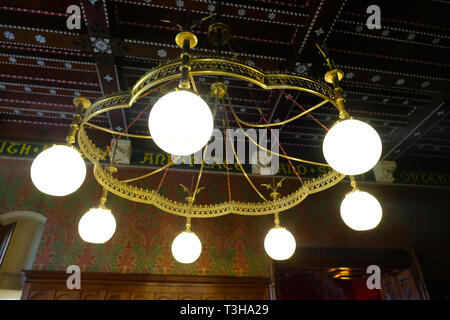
21, 270, 270, 300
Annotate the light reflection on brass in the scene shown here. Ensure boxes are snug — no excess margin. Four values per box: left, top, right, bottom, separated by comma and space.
75, 50, 347, 217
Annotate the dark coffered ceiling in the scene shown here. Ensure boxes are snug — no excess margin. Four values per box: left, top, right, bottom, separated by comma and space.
0, 0, 449, 168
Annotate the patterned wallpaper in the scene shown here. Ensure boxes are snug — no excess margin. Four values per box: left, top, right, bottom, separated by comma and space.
0, 158, 274, 277
1, 157, 449, 279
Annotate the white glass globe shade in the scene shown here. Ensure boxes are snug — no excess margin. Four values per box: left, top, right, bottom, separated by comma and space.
171, 231, 202, 264
78, 207, 116, 244
322, 119, 382, 175
148, 90, 214, 156
340, 190, 382, 231
31, 145, 86, 196
264, 226, 296, 260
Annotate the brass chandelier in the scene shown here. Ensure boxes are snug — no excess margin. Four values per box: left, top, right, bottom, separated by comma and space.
30, 22, 383, 263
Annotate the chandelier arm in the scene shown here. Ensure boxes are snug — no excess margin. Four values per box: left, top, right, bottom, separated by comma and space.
189, 144, 208, 205
92, 158, 345, 217
137, 79, 176, 101
228, 100, 330, 167
66, 97, 91, 145
189, 74, 199, 95
223, 94, 268, 202
84, 122, 153, 140
258, 113, 304, 185
230, 98, 328, 128
211, 91, 219, 118
73, 55, 350, 218
130, 57, 336, 106
223, 122, 232, 202
119, 156, 181, 183
281, 91, 329, 131
156, 167, 169, 193
228, 127, 268, 202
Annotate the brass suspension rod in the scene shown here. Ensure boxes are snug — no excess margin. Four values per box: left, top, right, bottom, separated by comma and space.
227, 95, 330, 167
223, 95, 268, 202
230, 99, 329, 128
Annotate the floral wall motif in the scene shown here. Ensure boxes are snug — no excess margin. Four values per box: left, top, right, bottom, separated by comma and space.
0, 158, 272, 276
1, 158, 450, 282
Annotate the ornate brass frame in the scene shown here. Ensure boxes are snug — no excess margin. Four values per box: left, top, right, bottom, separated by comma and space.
77, 55, 346, 218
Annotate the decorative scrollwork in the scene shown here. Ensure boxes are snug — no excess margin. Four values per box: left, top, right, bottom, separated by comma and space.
91, 162, 345, 218
130, 56, 336, 105
83, 92, 131, 122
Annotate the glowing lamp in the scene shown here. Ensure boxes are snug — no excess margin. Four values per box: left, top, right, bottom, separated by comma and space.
171, 231, 202, 264
31, 145, 86, 196
340, 190, 382, 231
78, 207, 116, 243
148, 90, 213, 156
264, 226, 296, 260
323, 119, 382, 175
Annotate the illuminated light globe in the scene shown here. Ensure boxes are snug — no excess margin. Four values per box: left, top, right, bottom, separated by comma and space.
340, 190, 382, 231
78, 207, 116, 243
264, 226, 296, 260
148, 90, 214, 156
30, 145, 86, 196
322, 119, 382, 175
171, 231, 202, 264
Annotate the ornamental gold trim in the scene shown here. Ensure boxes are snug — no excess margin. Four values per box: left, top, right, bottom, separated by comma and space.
77, 55, 345, 218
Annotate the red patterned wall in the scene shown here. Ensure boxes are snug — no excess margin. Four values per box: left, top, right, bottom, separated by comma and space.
1, 158, 449, 282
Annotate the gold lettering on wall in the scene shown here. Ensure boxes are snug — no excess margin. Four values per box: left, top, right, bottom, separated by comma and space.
155, 154, 167, 165
140, 153, 154, 165
6, 143, 20, 154
20, 144, 31, 155
398, 171, 449, 186
1, 139, 449, 187
296, 165, 307, 175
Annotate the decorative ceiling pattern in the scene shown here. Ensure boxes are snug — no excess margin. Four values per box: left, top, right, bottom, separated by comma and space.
0, 0, 449, 168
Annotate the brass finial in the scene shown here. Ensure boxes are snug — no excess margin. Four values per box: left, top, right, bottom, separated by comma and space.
99, 189, 108, 208
316, 43, 344, 86
66, 97, 91, 145
175, 31, 198, 49
210, 82, 228, 99
315, 43, 349, 120
261, 179, 285, 226
261, 177, 286, 200
324, 69, 345, 84
349, 176, 359, 191
73, 97, 91, 110
270, 192, 281, 201
179, 184, 205, 204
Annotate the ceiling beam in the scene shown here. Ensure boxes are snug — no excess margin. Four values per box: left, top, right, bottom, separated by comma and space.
81, 0, 128, 133
286, 0, 348, 70
271, 0, 348, 129
382, 94, 450, 161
